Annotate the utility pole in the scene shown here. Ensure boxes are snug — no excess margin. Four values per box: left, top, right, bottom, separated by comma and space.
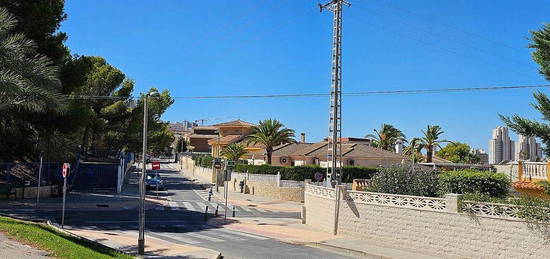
138, 90, 159, 255
320, 0, 350, 187
138, 94, 148, 255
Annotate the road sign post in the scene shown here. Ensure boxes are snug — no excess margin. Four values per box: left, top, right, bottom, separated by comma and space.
223, 160, 235, 221
61, 163, 70, 229
36, 152, 43, 207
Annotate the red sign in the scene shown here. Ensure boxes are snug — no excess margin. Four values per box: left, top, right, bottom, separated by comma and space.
62, 163, 70, 178
152, 161, 161, 170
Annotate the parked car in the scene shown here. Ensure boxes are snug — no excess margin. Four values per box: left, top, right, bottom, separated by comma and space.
145, 172, 165, 190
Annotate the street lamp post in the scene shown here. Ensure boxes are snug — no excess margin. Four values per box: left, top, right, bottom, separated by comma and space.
138, 91, 158, 255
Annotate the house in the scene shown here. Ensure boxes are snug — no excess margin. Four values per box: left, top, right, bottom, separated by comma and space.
184, 126, 218, 153
207, 120, 262, 156
245, 138, 405, 167
246, 142, 314, 166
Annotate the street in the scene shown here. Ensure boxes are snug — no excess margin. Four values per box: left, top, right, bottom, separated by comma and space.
1, 162, 350, 259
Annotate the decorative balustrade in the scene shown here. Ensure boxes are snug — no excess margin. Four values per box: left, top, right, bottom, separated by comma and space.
461, 200, 550, 220
461, 201, 522, 219
522, 162, 548, 180
343, 190, 447, 212
305, 184, 335, 199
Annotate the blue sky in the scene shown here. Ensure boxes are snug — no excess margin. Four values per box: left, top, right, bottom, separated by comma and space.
61, 0, 550, 151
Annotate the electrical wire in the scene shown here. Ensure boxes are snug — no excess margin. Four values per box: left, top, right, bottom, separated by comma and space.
346, 14, 540, 81
351, 3, 537, 70
363, 0, 526, 53
59, 84, 550, 100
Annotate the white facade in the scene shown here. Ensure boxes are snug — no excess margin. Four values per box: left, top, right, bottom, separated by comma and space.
488, 127, 515, 164
515, 134, 543, 161
395, 141, 404, 154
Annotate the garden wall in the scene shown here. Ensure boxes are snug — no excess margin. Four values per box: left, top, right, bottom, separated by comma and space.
305, 184, 550, 258
230, 172, 304, 202
180, 156, 214, 183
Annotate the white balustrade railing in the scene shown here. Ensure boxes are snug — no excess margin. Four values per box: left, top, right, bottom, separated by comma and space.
461, 201, 522, 219
305, 184, 447, 211
461, 200, 550, 220
305, 184, 336, 199
522, 162, 547, 180
343, 190, 447, 212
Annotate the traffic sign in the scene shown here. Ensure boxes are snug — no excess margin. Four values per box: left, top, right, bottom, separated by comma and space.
213, 158, 222, 169
152, 161, 161, 170
62, 163, 70, 178
314, 172, 323, 182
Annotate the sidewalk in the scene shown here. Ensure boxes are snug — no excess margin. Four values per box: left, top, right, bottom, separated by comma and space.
0, 232, 50, 258
188, 172, 439, 259
65, 227, 221, 259
0, 190, 167, 211
214, 186, 303, 213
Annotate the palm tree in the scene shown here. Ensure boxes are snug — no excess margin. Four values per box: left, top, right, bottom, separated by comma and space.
246, 119, 295, 164
365, 124, 406, 151
403, 137, 424, 163
420, 125, 449, 163
221, 143, 247, 162
0, 8, 61, 113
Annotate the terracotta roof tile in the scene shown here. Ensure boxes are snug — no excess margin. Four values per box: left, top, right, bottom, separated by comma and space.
213, 120, 256, 127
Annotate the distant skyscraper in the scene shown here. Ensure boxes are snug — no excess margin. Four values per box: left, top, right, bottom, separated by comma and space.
515, 134, 543, 161
473, 149, 489, 164
489, 127, 515, 164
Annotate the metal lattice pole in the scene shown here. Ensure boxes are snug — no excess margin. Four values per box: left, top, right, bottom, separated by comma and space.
320, 0, 349, 187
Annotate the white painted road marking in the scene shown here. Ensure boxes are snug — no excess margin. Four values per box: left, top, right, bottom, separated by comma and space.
153, 232, 202, 244
181, 201, 197, 211
215, 228, 269, 240
187, 232, 224, 242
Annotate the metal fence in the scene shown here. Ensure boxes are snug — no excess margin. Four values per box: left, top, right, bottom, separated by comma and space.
0, 162, 67, 187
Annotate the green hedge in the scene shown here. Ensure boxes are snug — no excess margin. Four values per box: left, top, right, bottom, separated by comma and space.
234, 164, 379, 182
438, 170, 510, 198
367, 167, 440, 197
194, 155, 214, 168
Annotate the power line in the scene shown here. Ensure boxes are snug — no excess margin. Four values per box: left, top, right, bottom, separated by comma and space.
58, 84, 550, 100
172, 84, 550, 99
346, 14, 540, 81
351, 3, 537, 70
364, 0, 525, 53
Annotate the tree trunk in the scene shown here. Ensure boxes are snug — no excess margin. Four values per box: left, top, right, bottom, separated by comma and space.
80, 124, 90, 159
426, 145, 433, 163
266, 147, 273, 165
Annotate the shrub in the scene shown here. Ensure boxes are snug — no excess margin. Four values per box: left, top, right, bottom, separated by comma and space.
438, 170, 510, 198
536, 181, 550, 195
233, 164, 379, 182
341, 166, 379, 183
367, 166, 440, 197
194, 155, 213, 168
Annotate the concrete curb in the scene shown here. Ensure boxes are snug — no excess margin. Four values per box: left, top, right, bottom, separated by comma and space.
304, 241, 389, 259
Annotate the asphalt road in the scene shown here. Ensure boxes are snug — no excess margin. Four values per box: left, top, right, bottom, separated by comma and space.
0, 163, 351, 259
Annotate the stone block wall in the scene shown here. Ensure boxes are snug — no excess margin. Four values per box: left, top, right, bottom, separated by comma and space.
180, 157, 214, 184
229, 173, 305, 202
305, 184, 550, 258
